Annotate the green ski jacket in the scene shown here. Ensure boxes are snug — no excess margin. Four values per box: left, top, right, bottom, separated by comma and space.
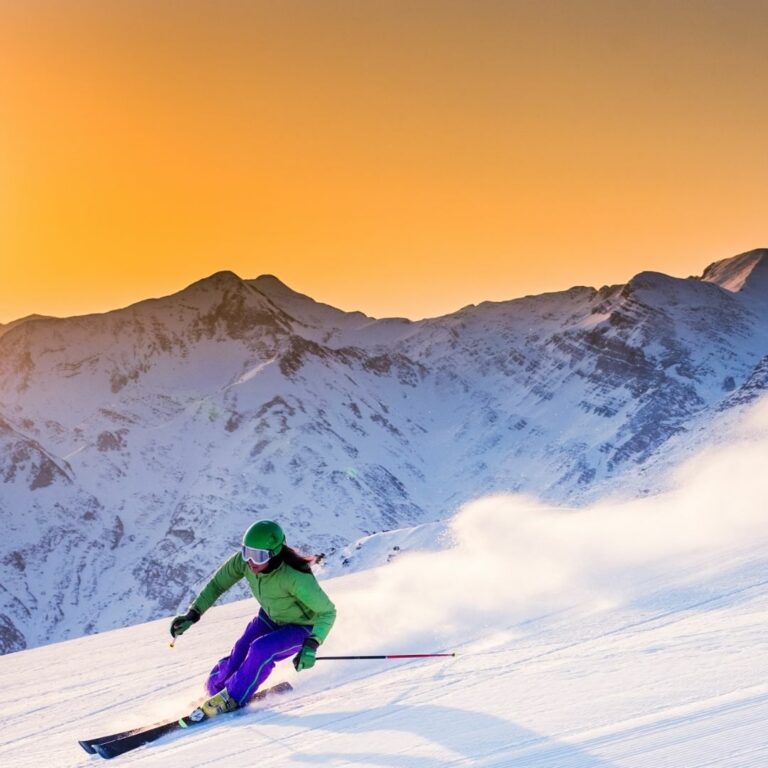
190, 552, 336, 643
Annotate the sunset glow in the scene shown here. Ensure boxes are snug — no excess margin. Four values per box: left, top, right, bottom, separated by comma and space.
1, 1, 766, 322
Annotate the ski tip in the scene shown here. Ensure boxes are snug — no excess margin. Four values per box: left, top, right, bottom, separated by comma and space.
93, 743, 117, 760
78, 740, 96, 755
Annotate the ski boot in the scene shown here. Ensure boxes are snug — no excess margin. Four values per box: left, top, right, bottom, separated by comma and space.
187, 688, 239, 723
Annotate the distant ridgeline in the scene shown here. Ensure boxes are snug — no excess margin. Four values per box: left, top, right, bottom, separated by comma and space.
0, 249, 767, 653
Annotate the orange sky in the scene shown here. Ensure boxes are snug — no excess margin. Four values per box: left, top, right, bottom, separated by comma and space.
1, 1, 766, 323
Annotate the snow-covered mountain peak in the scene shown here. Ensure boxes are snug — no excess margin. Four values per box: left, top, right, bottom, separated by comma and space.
247, 275, 381, 340
173, 270, 258, 308
123, 269, 300, 342
701, 248, 768, 296
250, 273, 366, 317
187, 269, 245, 289
249, 273, 296, 297
624, 270, 678, 291
2, 248, 768, 656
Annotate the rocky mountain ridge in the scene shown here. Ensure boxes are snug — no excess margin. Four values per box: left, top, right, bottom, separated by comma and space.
1, 248, 766, 653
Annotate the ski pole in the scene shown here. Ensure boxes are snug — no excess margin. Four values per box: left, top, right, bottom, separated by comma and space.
317, 653, 456, 661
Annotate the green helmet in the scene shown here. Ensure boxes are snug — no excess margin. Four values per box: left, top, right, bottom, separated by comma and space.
241, 520, 285, 565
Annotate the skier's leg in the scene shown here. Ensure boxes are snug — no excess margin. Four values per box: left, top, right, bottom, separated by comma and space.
225, 624, 311, 706
205, 610, 277, 695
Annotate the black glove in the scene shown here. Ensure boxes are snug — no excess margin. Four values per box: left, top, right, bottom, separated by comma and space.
293, 637, 319, 671
170, 607, 201, 638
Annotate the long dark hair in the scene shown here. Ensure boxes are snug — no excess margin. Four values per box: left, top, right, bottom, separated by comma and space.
278, 545, 314, 574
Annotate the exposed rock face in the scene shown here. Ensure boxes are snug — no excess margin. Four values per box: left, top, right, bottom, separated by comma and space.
1, 249, 767, 653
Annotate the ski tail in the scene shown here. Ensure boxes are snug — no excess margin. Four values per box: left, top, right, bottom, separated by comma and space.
250, 679, 293, 701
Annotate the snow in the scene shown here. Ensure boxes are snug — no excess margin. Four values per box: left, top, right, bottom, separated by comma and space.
701, 249, 768, 297
2, 402, 768, 767
229, 357, 278, 387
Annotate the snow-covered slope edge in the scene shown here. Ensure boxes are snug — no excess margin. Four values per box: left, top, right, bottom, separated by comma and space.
1, 404, 768, 768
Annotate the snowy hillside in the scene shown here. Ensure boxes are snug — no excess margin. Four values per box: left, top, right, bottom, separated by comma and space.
1, 249, 767, 653
1, 404, 767, 767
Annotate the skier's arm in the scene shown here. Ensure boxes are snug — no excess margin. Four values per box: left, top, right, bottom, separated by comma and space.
190, 552, 246, 615
290, 570, 337, 643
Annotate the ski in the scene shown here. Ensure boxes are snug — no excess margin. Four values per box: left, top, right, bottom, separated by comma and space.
77, 723, 167, 755
80, 681, 292, 759
79, 714, 180, 755
93, 720, 180, 759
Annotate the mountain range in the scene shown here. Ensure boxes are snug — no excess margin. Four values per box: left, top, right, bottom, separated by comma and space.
1, 248, 767, 654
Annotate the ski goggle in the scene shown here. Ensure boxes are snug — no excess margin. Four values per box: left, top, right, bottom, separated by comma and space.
241, 544, 274, 566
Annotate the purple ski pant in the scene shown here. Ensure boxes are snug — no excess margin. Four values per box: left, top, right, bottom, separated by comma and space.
206, 610, 311, 706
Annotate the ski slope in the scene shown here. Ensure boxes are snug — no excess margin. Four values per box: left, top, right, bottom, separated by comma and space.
2, 406, 768, 767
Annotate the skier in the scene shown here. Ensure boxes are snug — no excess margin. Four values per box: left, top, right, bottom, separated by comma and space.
169, 519, 336, 717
